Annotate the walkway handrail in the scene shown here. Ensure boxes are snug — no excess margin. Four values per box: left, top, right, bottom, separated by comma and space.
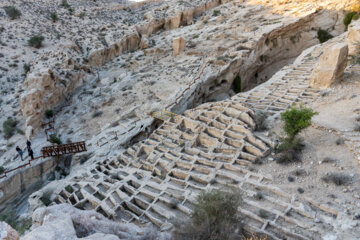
0, 142, 86, 179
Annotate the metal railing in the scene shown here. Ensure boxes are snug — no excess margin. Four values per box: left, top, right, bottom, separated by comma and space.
0, 142, 87, 179
41, 141, 87, 157
0, 156, 42, 179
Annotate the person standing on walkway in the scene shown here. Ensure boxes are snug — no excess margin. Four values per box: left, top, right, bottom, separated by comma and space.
28, 147, 34, 160
16, 146, 24, 161
26, 140, 31, 150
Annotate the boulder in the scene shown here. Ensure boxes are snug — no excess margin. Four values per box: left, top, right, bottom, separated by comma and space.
22, 204, 170, 240
309, 43, 348, 89
0, 222, 19, 240
173, 37, 186, 56
139, 36, 150, 49
346, 19, 360, 55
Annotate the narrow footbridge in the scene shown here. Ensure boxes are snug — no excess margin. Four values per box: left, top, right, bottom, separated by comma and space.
41, 141, 87, 157
151, 110, 177, 121
0, 141, 87, 179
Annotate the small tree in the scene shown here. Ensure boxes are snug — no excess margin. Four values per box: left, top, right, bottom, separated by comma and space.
4, 6, 21, 20
173, 188, 244, 240
281, 107, 317, 142
276, 107, 317, 164
28, 35, 44, 48
0, 166, 5, 175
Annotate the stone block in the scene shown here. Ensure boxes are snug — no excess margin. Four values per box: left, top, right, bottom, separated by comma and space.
309, 43, 348, 89
0, 222, 19, 240
346, 19, 360, 55
173, 37, 186, 56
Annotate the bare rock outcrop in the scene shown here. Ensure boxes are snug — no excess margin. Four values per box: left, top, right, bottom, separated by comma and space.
309, 42, 348, 88
20, 56, 85, 137
346, 19, 360, 55
0, 222, 19, 240
173, 37, 186, 56
22, 204, 170, 240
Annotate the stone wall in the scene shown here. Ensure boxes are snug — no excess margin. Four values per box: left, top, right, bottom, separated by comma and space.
0, 157, 59, 207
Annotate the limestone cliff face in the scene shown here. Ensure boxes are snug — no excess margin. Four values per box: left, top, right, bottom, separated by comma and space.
20, 52, 85, 137
169, 8, 345, 114
239, 9, 345, 90
19, 0, 233, 135
87, 0, 232, 67
17, 0, 346, 137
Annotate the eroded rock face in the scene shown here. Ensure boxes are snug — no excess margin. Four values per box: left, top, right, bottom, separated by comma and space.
0, 222, 19, 240
20, 65, 85, 138
346, 19, 360, 55
22, 204, 170, 240
309, 42, 348, 88
173, 37, 186, 56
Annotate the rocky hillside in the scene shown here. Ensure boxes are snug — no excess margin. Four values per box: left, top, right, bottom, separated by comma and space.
0, 0, 360, 239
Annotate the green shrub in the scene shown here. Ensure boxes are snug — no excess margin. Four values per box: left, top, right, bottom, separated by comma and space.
50, 12, 58, 22
40, 191, 52, 206
0, 210, 18, 230
28, 35, 44, 48
344, 12, 360, 31
280, 107, 317, 141
23, 64, 30, 74
65, 185, 74, 193
173, 188, 244, 240
4, 6, 21, 20
0, 210, 32, 236
275, 107, 317, 164
275, 137, 304, 164
0, 166, 5, 175
60, 0, 70, 8
3, 118, 18, 139
16, 128, 24, 135
45, 109, 54, 119
233, 75, 242, 93
213, 10, 221, 17
17, 218, 32, 235
49, 134, 62, 145
48, 171, 55, 181
317, 29, 333, 43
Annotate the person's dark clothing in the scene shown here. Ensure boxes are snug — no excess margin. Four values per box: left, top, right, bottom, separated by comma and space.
26, 140, 32, 150
28, 148, 34, 160
16, 146, 24, 161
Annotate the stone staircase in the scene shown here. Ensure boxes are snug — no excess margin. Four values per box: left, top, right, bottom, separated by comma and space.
233, 55, 320, 115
